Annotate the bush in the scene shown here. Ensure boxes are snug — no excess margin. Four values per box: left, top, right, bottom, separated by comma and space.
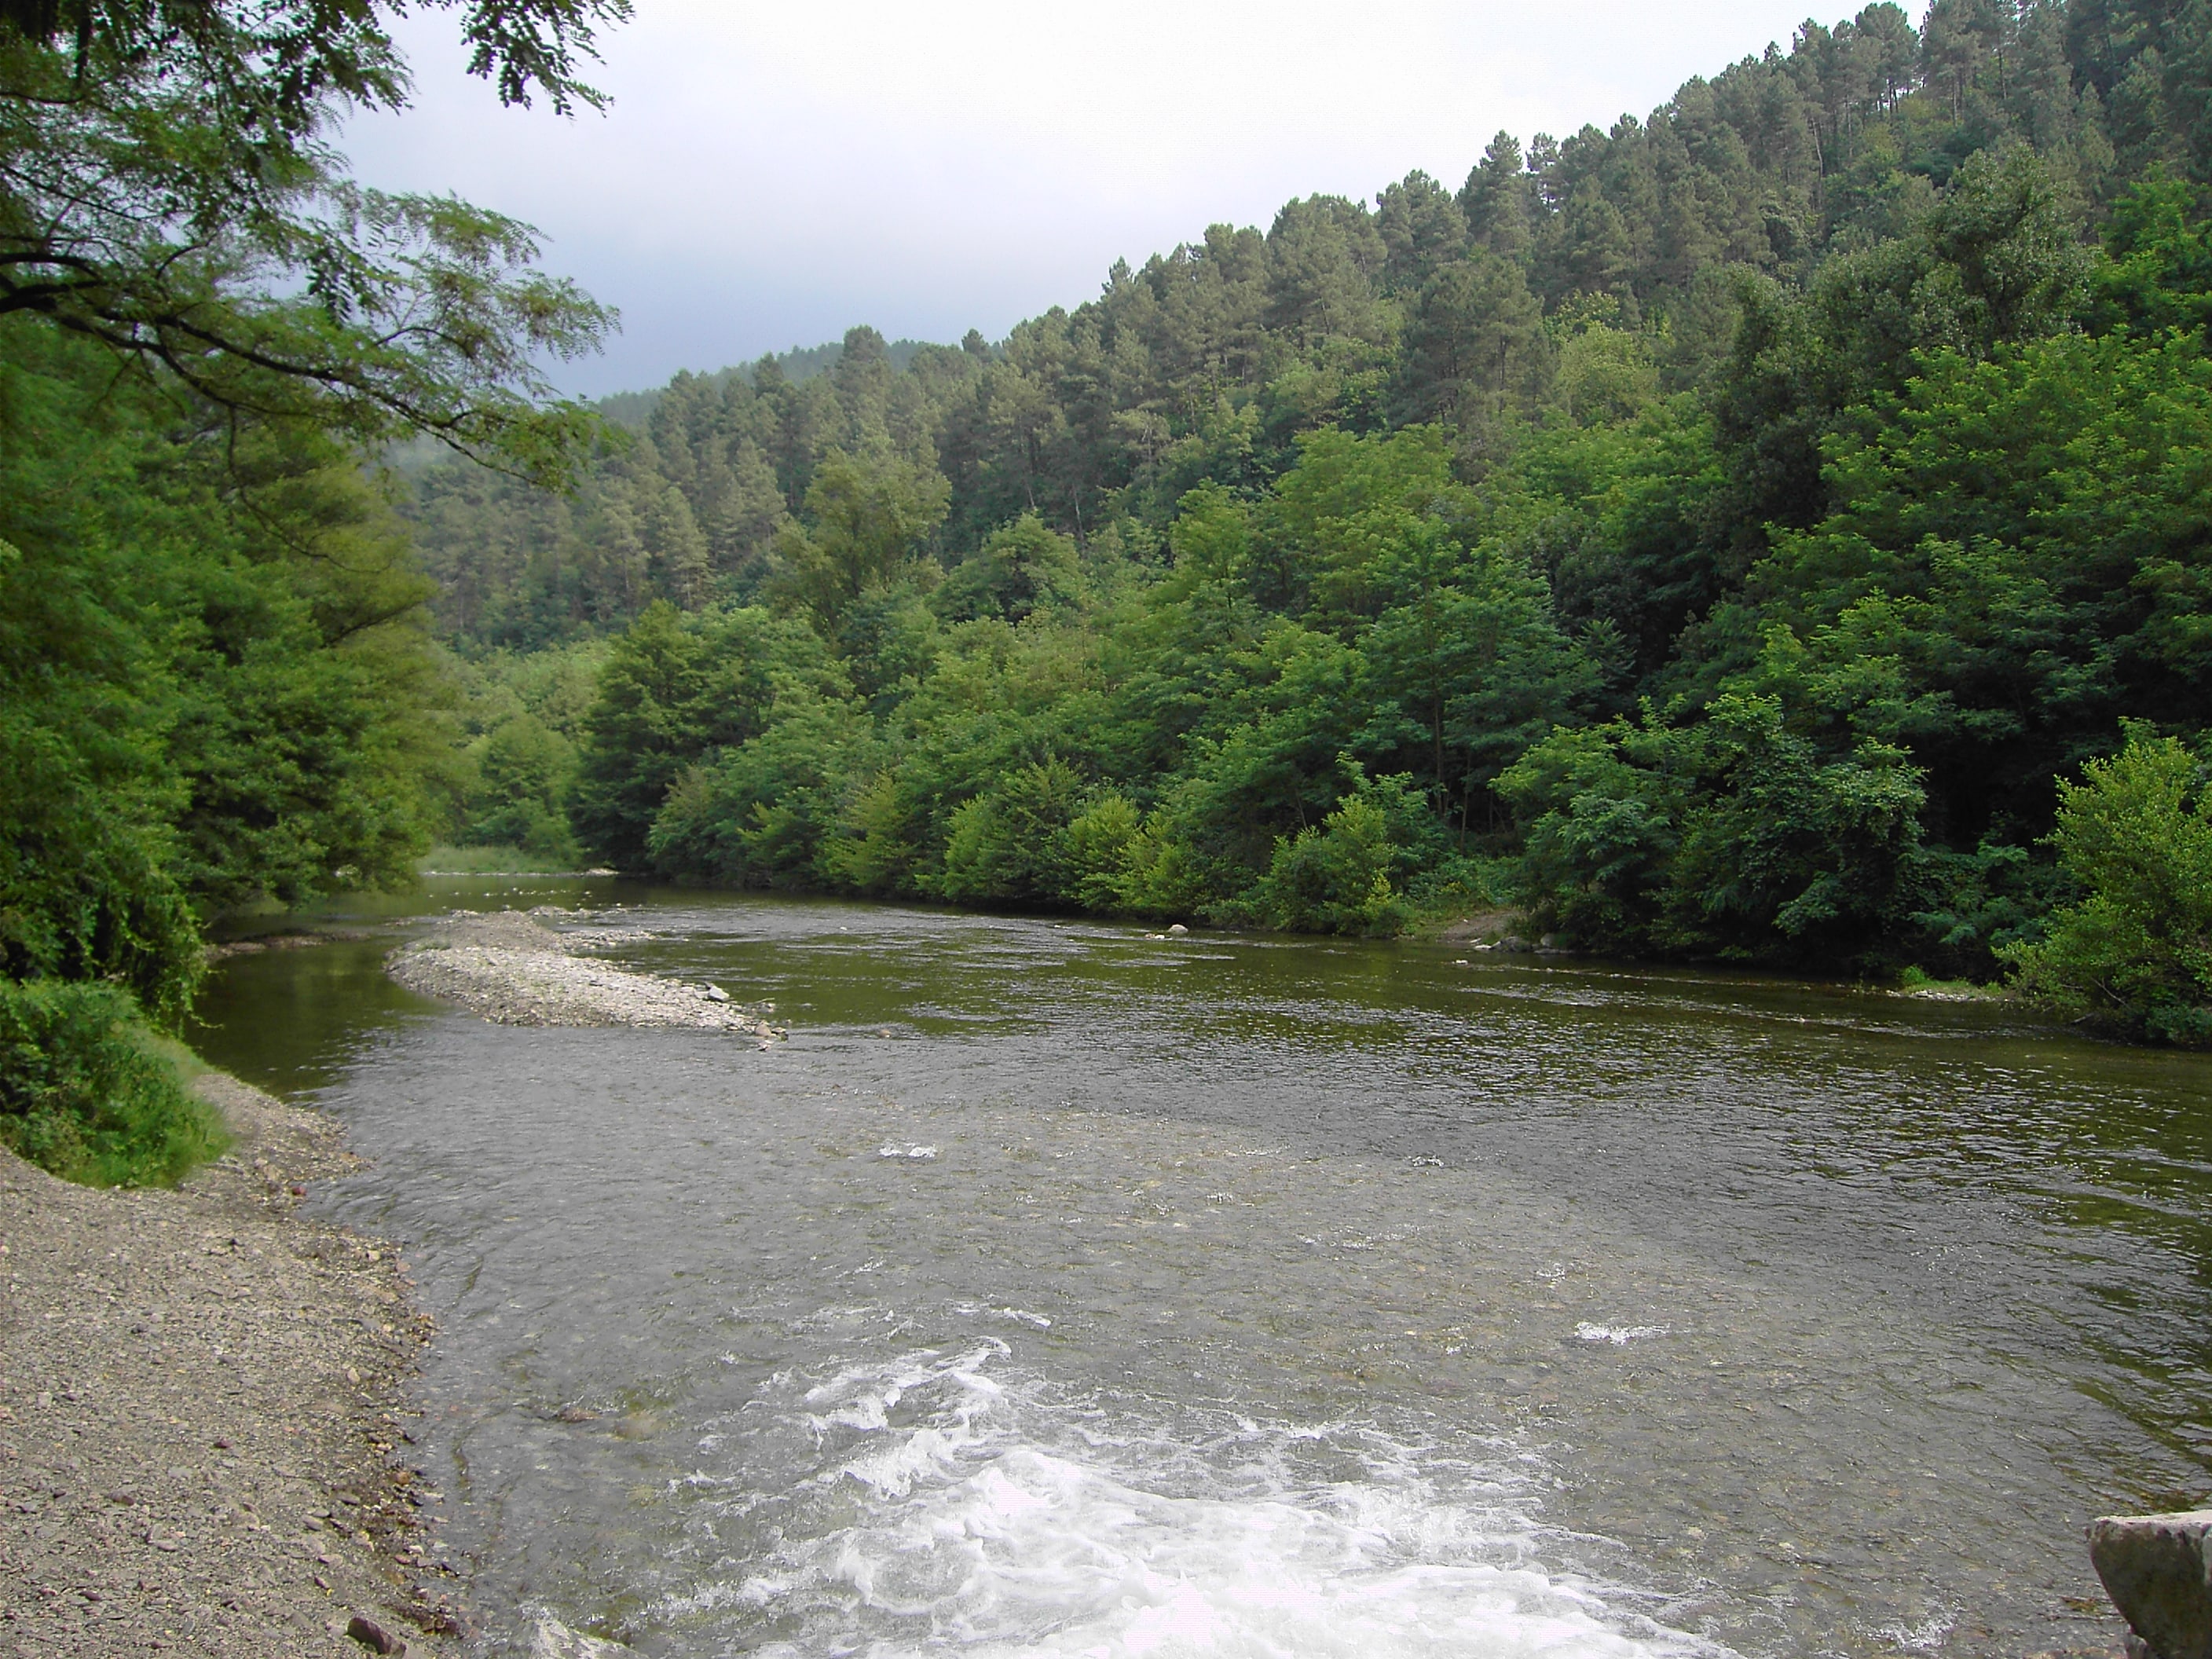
1064, 799, 1212, 921
0, 701, 206, 1027
936, 759, 1088, 904
1501, 694, 1928, 965
1249, 773, 1444, 936
0, 980, 229, 1186
2001, 731, 2212, 1045
1254, 796, 1408, 935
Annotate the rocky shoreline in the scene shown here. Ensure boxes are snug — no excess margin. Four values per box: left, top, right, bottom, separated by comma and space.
0, 907, 782, 1656
387, 910, 782, 1040
0, 1073, 458, 1657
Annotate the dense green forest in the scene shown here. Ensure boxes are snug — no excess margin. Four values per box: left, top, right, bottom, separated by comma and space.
0, 0, 624, 1178
5, 0, 2212, 1184
418, 0, 2212, 1043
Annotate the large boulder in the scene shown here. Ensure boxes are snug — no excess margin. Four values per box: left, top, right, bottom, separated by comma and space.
2090, 1510, 2212, 1659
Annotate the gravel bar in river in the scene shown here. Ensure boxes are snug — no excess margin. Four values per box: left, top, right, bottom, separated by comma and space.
0, 1073, 459, 1657
387, 910, 779, 1039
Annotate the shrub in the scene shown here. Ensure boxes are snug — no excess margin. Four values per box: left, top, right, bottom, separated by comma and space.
1244, 769, 1452, 936
1501, 694, 1928, 965
1254, 796, 1408, 935
0, 980, 229, 1186
1071, 802, 1213, 921
936, 759, 1088, 904
2001, 731, 2212, 1045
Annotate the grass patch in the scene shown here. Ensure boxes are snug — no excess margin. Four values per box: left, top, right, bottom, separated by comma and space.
1402, 855, 1520, 939
137, 1027, 212, 1082
0, 980, 230, 1187
1896, 965, 2001, 1000
417, 841, 585, 875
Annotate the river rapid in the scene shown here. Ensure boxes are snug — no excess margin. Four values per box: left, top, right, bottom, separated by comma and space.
192, 882, 2212, 1659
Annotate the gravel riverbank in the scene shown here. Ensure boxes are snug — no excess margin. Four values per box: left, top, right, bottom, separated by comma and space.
387, 911, 780, 1039
0, 1074, 458, 1657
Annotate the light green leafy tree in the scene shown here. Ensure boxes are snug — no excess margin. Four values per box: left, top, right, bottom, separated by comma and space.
2003, 730, 2212, 1043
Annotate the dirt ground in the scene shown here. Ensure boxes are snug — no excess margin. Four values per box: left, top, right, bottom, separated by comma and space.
0, 1072, 460, 1657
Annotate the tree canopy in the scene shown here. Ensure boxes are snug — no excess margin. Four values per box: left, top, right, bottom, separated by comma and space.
0, 0, 628, 1180
408, 3, 2212, 1046
0, 0, 621, 478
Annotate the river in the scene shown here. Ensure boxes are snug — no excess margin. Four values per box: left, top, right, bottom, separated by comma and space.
192, 880, 2212, 1657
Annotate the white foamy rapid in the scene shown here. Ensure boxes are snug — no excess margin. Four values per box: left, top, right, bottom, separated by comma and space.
661, 1339, 1719, 1658
1573, 1324, 1669, 1346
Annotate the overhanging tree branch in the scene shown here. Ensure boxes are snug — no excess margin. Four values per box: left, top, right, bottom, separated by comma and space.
0, 0, 629, 482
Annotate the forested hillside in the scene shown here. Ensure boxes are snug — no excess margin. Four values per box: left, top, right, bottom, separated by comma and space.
413, 0, 2181, 645
416, 0, 2212, 1042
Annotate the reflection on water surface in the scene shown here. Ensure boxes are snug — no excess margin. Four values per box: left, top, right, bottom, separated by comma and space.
193, 883, 2212, 1657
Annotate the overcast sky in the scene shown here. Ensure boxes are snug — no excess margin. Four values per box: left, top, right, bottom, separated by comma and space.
343, 0, 1830, 396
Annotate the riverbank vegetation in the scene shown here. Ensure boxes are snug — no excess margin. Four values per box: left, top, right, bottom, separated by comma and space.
0, 0, 624, 1179
6, 0, 2211, 1065
0, 980, 229, 1186
418, 2, 2212, 1041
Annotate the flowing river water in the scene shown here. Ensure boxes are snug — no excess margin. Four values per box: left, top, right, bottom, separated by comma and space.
192, 881, 2212, 1659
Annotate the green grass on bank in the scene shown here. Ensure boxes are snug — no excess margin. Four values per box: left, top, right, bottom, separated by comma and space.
0, 980, 229, 1187
1895, 965, 2002, 1001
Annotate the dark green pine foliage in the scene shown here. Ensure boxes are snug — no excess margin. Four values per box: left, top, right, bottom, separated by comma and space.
415, 2, 2212, 1042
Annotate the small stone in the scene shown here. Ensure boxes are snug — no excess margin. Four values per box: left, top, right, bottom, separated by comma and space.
1166, 923, 1188, 935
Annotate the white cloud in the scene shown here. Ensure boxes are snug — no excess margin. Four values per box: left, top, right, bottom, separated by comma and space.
342, 0, 1831, 392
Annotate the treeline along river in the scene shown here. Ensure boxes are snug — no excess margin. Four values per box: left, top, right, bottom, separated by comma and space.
194, 882, 2212, 1657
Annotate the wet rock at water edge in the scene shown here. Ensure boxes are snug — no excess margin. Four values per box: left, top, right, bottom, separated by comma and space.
1500, 935, 1534, 954
2089, 1508, 2212, 1659
1167, 922, 1188, 935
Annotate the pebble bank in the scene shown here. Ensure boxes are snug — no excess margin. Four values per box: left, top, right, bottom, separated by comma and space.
0, 1075, 457, 1657
386, 911, 781, 1040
